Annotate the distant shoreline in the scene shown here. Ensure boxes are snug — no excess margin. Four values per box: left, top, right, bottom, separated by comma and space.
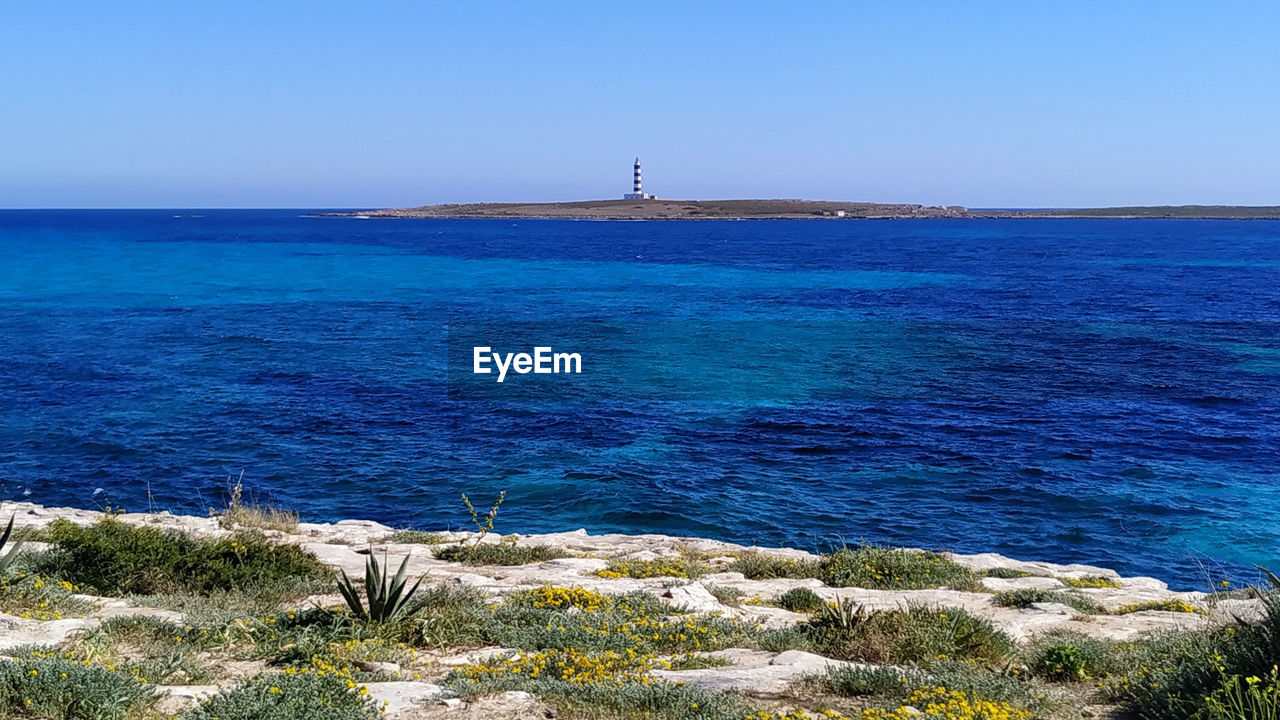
315, 199, 1280, 221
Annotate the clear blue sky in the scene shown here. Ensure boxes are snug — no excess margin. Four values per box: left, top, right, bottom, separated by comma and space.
4, 1, 1279, 208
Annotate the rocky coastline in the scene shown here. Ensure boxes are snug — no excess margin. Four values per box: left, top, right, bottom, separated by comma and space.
0, 501, 1266, 720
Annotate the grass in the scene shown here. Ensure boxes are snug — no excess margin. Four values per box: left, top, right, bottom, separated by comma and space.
728, 552, 823, 580
991, 588, 1106, 615
30, 517, 331, 595
434, 542, 568, 566
730, 546, 981, 591
822, 545, 982, 591
805, 603, 1013, 666
180, 672, 381, 720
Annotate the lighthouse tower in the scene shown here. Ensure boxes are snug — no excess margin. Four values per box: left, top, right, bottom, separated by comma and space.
623, 158, 655, 200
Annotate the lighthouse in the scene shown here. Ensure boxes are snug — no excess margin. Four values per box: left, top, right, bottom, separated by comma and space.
623, 158, 655, 200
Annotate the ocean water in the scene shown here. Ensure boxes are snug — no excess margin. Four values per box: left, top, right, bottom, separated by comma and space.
1, 210, 1278, 589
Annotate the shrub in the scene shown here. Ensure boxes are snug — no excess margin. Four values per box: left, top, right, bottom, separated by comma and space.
806, 604, 1013, 666
434, 542, 567, 566
180, 672, 381, 720
822, 546, 981, 591
728, 553, 823, 580
0, 654, 157, 720
992, 588, 1105, 615
33, 518, 330, 595
778, 587, 825, 613
596, 556, 707, 579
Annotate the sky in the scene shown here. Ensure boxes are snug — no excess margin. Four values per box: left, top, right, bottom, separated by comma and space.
3, 1, 1279, 208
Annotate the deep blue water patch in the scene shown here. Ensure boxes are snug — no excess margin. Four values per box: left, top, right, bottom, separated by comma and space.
1, 210, 1278, 589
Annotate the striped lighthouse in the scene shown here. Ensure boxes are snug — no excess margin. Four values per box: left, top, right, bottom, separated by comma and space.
623, 158, 655, 200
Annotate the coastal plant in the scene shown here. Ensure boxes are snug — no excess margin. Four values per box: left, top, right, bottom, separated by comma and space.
336, 550, 423, 623
380, 529, 446, 545
0, 515, 25, 576
33, 517, 330, 595
807, 604, 1013, 666
0, 654, 158, 720
596, 555, 708, 579
1107, 573, 1280, 720
78, 616, 221, 684
1202, 666, 1280, 720
434, 541, 567, 566
0, 573, 92, 621
179, 672, 381, 720
991, 588, 1105, 615
462, 490, 505, 548
1113, 598, 1206, 615
1023, 632, 1119, 683
777, 587, 825, 613
214, 475, 299, 533
821, 544, 981, 591
1060, 574, 1122, 589
728, 552, 823, 580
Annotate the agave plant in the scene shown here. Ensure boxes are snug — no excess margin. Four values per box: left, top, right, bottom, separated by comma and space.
817, 596, 870, 632
0, 515, 26, 576
337, 550, 423, 622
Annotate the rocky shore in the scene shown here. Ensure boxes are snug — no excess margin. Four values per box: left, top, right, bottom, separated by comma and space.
0, 501, 1265, 720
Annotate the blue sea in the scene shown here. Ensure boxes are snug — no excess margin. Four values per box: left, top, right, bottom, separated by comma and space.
2, 210, 1278, 589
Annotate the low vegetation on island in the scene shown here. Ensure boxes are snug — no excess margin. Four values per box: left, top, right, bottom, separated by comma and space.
0, 498, 1275, 720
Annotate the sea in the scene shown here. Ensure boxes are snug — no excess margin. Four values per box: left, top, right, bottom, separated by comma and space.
1, 210, 1277, 590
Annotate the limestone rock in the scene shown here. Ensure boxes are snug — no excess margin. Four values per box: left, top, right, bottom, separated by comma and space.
364, 681, 444, 715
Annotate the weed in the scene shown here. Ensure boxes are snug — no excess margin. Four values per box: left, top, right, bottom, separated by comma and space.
0, 515, 25, 576
461, 490, 505, 548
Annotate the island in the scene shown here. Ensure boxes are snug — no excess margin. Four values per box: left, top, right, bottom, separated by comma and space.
317, 200, 1280, 220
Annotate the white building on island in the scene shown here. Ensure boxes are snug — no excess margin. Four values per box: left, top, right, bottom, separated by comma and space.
623, 158, 656, 200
